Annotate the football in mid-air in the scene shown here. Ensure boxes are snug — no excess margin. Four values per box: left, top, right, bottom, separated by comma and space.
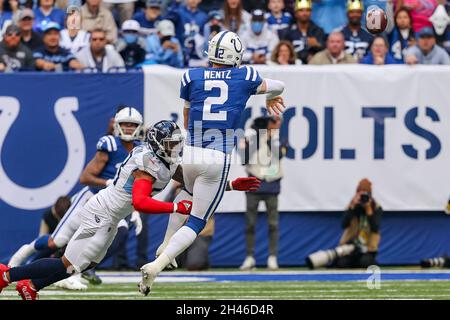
365, 6, 388, 34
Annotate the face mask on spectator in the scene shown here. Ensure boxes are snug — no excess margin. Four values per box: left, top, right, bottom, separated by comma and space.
210, 25, 222, 34
251, 22, 264, 34
124, 33, 138, 44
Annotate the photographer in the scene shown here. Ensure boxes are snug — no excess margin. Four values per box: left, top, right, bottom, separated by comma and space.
306, 178, 383, 269
333, 178, 382, 268
239, 115, 288, 270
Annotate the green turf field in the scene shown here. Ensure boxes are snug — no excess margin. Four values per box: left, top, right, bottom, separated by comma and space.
1, 270, 450, 300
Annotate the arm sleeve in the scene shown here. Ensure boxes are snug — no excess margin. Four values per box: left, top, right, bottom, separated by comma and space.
243, 66, 263, 95
132, 178, 175, 214
263, 78, 285, 100
180, 70, 191, 101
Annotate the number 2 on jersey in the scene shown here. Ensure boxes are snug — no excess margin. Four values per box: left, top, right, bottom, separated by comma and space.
202, 80, 228, 121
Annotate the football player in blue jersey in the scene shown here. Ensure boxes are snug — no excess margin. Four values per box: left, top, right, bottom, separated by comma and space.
139, 30, 286, 295
7, 106, 144, 288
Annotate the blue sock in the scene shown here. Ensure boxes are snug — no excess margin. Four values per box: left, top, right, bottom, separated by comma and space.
9, 258, 67, 283
32, 271, 70, 291
103, 226, 128, 261
34, 234, 51, 251
30, 247, 57, 262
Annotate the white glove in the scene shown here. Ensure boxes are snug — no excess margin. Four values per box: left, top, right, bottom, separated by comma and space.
105, 179, 114, 187
130, 211, 143, 236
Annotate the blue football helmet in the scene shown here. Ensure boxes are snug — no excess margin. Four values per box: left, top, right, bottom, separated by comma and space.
146, 120, 184, 164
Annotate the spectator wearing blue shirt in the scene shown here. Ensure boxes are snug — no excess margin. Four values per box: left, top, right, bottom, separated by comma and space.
405, 26, 450, 65
132, 0, 163, 36
33, 0, 65, 32
266, 0, 293, 33
165, 0, 208, 47
202, 10, 225, 39
360, 35, 398, 65
388, 7, 415, 63
144, 19, 183, 68
0, 0, 16, 39
283, 0, 326, 64
341, 0, 373, 61
33, 21, 84, 71
311, 0, 347, 35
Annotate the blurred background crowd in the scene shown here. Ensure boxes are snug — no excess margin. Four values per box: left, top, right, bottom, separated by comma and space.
0, 0, 449, 72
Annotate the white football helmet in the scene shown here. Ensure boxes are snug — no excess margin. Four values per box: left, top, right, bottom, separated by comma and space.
207, 30, 245, 67
114, 107, 144, 141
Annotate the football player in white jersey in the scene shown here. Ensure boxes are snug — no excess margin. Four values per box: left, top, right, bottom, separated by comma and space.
0, 120, 260, 299
7, 106, 144, 289
139, 30, 285, 295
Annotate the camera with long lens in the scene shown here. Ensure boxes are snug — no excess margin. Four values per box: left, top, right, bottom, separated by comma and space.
305, 244, 356, 269
359, 192, 370, 204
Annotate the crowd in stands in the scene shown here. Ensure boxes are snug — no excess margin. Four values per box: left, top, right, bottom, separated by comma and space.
0, 0, 449, 72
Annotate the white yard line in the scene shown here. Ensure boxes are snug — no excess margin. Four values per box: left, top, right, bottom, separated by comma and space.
96, 269, 450, 277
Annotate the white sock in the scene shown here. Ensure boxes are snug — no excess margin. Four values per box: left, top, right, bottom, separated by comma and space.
155, 226, 197, 272
156, 190, 191, 255
157, 212, 189, 254
8, 242, 37, 267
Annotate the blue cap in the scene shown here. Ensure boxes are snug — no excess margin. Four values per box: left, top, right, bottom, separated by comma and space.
418, 27, 435, 38
146, 0, 161, 8
41, 21, 61, 33
209, 10, 223, 21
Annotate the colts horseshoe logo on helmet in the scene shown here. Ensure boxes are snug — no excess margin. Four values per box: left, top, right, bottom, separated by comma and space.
231, 37, 242, 53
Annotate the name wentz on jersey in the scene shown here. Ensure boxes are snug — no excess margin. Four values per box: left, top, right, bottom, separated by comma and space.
180, 65, 262, 154
87, 144, 179, 224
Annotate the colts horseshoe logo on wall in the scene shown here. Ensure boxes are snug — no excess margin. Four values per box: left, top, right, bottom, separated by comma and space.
0, 97, 86, 210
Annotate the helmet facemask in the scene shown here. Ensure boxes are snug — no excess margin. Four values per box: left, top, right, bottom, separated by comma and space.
148, 129, 185, 164
113, 107, 144, 141
114, 121, 144, 141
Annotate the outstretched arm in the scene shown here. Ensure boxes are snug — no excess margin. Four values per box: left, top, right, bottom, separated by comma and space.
132, 170, 192, 215
256, 79, 286, 116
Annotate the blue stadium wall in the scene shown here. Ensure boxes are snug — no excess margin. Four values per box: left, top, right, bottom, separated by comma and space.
1, 72, 449, 267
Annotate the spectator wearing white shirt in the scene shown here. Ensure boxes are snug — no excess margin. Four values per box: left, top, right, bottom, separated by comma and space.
60, 10, 90, 54
75, 28, 125, 72
240, 9, 279, 65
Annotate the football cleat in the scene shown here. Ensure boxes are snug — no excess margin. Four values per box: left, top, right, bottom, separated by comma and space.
54, 276, 88, 291
81, 269, 102, 285
16, 280, 38, 300
0, 263, 10, 293
139, 262, 159, 296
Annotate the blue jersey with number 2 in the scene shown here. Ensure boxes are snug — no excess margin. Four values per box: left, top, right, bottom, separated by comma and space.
180, 65, 263, 153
